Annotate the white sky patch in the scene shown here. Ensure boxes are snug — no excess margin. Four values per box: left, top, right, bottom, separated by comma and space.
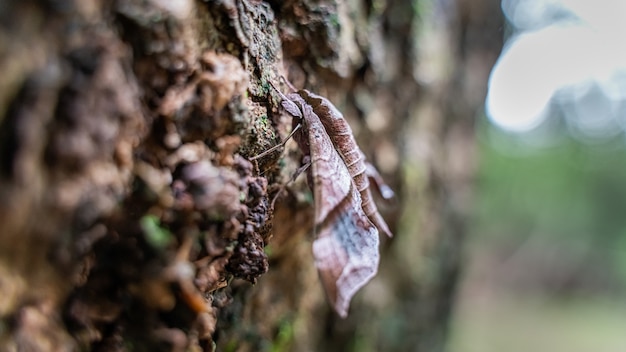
562, 0, 626, 33
486, 0, 626, 135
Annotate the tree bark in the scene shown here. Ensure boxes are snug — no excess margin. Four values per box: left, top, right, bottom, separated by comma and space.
0, 0, 502, 351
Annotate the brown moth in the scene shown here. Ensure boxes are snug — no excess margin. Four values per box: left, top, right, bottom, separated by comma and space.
265, 85, 393, 318
296, 90, 394, 238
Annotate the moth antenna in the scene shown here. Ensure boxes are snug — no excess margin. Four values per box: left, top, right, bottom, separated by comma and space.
268, 80, 289, 101
249, 123, 303, 161
279, 76, 298, 92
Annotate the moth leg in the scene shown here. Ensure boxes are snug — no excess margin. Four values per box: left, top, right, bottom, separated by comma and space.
249, 143, 283, 161
270, 157, 311, 210
292, 155, 311, 183
249, 123, 302, 161
365, 162, 395, 200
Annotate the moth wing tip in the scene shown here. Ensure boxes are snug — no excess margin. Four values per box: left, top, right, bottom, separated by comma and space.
375, 217, 394, 238
333, 301, 350, 319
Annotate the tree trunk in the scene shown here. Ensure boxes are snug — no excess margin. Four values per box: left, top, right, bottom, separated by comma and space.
0, 0, 502, 351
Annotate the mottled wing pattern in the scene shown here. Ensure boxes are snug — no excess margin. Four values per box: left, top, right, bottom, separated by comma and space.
299, 90, 394, 238
294, 102, 380, 317
290, 97, 351, 224
312, 185, 379, 318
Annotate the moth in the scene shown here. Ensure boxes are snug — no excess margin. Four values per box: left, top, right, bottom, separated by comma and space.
257, 83, 394, 318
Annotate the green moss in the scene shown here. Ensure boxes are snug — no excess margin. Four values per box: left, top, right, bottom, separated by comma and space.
140, 215, 174, 249
224, 339, 238, 352
270, 318, 295, 352
260, 80, 271, 96
256, 115, 270, 129
264, 244, 273, 257
329, 13, 340, 30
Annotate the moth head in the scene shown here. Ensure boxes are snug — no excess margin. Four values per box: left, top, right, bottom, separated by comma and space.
268, 80, 304, 119
281, 99, 303, 119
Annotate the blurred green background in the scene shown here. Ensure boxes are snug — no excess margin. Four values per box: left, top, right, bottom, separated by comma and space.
449, 125, 626, 351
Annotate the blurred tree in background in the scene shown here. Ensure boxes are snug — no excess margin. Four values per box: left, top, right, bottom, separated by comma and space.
0, 0, 501, 351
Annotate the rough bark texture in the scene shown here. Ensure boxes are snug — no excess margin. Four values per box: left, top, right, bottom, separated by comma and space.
0, 0, 502, 351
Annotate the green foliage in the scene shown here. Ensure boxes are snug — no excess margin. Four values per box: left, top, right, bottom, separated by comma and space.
473, 126, 626, 285
451, 125, 626, 352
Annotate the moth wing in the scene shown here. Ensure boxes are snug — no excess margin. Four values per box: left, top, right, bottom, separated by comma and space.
303, 106, 352, 225
312, 184, 380, 318
299, 89, 394, 238
300, 102, 380, 317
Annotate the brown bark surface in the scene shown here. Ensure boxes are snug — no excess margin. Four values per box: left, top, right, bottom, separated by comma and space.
0, 0, 502, 351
